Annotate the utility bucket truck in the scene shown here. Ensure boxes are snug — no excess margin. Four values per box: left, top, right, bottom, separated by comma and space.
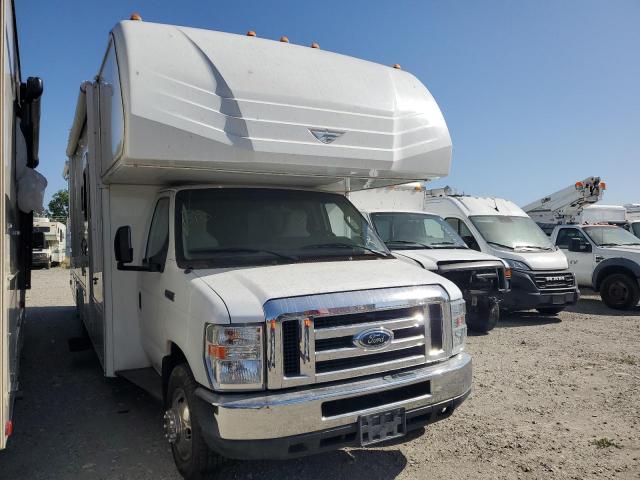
66, 19, 470, 479
550, 224, 640, 309
1, 0, 45, 449
522, 176, 605, 234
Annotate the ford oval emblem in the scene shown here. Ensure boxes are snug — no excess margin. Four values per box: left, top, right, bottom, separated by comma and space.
353, 328, 394, 351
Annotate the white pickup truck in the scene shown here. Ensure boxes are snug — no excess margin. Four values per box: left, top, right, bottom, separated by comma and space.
65, 18, 471, 479
551, 224, 640, 309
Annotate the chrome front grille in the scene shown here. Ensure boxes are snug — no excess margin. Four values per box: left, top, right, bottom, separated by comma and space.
264, 285, 452, 390
532, 271, 576, 292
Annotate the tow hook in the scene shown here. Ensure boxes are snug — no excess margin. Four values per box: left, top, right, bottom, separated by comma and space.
163, 409, 181, 444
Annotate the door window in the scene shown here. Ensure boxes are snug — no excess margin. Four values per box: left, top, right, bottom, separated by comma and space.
146, 198, 170, 269
446, 217, 480, 251
556, 228, 588, 249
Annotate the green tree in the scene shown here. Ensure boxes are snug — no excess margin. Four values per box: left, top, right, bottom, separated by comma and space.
47, 189, 69, 219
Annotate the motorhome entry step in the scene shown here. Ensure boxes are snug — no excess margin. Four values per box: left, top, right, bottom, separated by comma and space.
117, 367, 163, 403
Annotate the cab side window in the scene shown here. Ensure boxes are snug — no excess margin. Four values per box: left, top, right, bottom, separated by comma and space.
146, 198, 170, 269
556, 228, 588, 249
446, 217, 480, 251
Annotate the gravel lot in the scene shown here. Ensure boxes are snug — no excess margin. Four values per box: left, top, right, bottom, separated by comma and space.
1, 268, 638, 479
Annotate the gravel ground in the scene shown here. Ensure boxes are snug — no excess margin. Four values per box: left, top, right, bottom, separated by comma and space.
0, 268, 638, 479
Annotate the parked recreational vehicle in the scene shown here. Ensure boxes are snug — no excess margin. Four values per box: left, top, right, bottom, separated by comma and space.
423, 193, 579, 315
32, 217, 66, 268
1, 0, 45, 449
66, 19, 470, 478
350, 185, 509, 333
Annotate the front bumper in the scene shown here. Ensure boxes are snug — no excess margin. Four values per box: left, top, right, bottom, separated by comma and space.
32, 255, 49, 266
194, 352, 472, 459
501, 271, 579, 310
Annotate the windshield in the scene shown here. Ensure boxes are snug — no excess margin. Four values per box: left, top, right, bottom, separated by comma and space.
583, 226, 640, 247
32, 232, 45, 250
175, 188, 390, 268
370, 212, 467, 249
470, 215, 553, 251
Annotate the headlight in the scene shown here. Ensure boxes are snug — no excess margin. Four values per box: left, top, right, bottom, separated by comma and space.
502, 258, 530, 271
450, 299, 466, 355
204, 324, 264, 390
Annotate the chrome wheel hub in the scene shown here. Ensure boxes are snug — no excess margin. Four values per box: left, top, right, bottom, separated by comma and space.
164, 388, 193, 461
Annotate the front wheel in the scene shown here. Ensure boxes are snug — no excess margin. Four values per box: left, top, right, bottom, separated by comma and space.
165, 364, 225, 480
466, 298, 500, 333
600, 273, 640, 310
536, 307, 565, 315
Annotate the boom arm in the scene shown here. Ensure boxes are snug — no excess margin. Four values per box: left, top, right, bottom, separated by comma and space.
522, 176, 605, 232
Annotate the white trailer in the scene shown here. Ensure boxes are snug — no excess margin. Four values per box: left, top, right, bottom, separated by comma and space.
522, 176, 605, 233
32, 217, 67, 267
1, 0, 45, 449
66, 18, 470, 478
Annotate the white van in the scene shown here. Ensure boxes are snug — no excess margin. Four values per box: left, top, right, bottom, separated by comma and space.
66, 19, 471, 478
424, 195, 579, 314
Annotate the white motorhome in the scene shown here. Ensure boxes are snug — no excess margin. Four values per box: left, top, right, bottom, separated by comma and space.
350, 185, 509, 333
1, 0, 45, 449
32, 217, 66, 268
423, 193, 579, 314
66, 19, 471, 478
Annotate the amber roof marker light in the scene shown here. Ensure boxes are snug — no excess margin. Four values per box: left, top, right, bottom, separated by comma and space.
280, 36, 290, 43
393, 64, 402, 70
246, 30, 256, 37
311, 42, 320, 49
130, 13, 142, 21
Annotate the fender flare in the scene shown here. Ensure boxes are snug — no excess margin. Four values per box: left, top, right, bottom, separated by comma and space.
592, 257, 640, 290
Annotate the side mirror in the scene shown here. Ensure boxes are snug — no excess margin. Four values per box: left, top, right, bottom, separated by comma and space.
568, 237, 592, 253
114, 226, 133, 264
20, 77, 44, 168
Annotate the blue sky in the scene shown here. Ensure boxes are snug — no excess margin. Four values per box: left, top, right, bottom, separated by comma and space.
17, 0, 639, 207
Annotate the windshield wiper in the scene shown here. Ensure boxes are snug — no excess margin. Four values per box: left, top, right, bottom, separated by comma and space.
386, 240, 433, 249
205, 247, 299, 262
302, 242, 392, 258
429, 242, 467, 249
516, 245, 553, 251
486, 241, 515, 250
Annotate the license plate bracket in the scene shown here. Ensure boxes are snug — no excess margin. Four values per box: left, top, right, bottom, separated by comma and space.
358, 408, 406, 446
552, 294, 566, 305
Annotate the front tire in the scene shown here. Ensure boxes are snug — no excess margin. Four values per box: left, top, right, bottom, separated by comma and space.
536, 307, 565, 315
466, 298, 500, 333
165, 364, 224, 480
600, 273, 640, 310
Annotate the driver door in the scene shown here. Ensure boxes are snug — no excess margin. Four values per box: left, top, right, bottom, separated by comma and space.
555, 227, 594, 286
138, 197, 171, 369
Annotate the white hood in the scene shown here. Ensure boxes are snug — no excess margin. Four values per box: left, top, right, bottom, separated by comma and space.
487, 247, 569, 271
194, 259, 461, 323
392, 248, 502, 271
600, 245, 640, 258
